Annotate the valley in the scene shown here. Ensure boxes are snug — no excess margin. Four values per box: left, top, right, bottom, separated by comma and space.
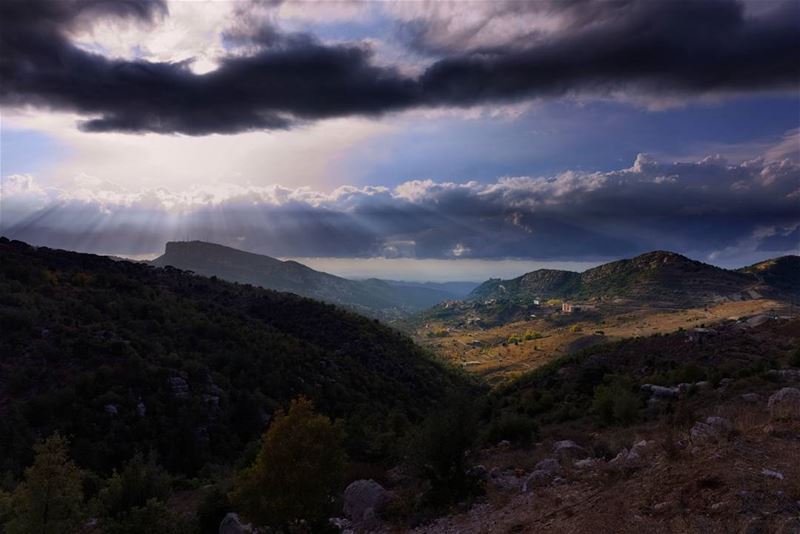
1, 239, 798, 533
415, 298, 793, 383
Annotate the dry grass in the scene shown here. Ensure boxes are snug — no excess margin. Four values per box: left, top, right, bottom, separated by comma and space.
416, 299, 789, 382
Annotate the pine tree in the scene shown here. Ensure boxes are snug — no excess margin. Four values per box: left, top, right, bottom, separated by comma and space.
230, 397, 347, 530
5, 433, 84, 534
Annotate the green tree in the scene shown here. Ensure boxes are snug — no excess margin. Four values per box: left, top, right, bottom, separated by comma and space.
5, 433, 84, 534
230, 397, 347, 530
94, 452, 174, 533
407, 394, 482, 506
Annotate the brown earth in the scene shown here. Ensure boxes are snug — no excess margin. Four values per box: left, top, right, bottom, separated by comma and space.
416, 299, 792, 384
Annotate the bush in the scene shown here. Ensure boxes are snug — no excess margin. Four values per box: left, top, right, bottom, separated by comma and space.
592, 377, 641, 426
230, 397, 347, 530
103, 499, 190, 534
94, 452, 171, 523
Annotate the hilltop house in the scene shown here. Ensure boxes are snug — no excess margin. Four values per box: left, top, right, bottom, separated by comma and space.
562, 302, 579, 313
562, 302, 597, 313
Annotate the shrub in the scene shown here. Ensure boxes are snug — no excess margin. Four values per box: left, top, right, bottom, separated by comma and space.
94, 452, 171, 523
230, 397, 347, 530
592, 377, 640, 425
103, 499, 190, 534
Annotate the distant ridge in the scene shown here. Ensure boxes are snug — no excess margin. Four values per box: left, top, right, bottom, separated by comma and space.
469, 251, 799, 306
150, 241, 461, 318
739, 255, 800, 296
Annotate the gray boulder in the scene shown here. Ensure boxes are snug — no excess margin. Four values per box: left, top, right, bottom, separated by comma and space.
489, 468, 524, 491
219, 513, 254, 534
167, 376, 190, 399
690, 416, 733, 445
521, 458, 562, 492
573, 457, 598, 469
641, 384, 679, 399
768, 387, 800, 420
343, 479, 389, 528
552, 440, 587, 461
609, 440, 651, 469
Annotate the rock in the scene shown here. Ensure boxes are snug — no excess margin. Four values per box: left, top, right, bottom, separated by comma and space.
768, 387, 800, 420
690, 416, 733, 445
573, 458, 597, 469
136, 401, 146, 417
740, 393, 761, 403
343, 479, 389, 528
642, 384, 679, 399
761, 468, 784, 480
534, 458, 562, 473
467, 464, 488, 481
497, 440, 511, 448
630, 440, 651, 458
521, 458, 562, 492
329, 517, 353, 532
489, 470, 523, 491
104, 403, 119, 415
710, 501, 727, 512
552, 440, 587, 460
219, 513, 254, 534
767, 369, 800, 382
694, 381, 712, 390
706, 416, 733, 432
653, 501, 671, 513
609, 441, 651, 470
167, 376, 190, 399
677, 383, 693, 395
203, 394, 221, 410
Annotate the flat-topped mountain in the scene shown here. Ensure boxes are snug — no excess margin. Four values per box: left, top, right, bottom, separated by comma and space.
469, 251, 798, 306
151, 241, 461, 318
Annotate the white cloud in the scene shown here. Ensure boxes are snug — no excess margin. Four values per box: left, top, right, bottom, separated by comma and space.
3, 148, 797, 262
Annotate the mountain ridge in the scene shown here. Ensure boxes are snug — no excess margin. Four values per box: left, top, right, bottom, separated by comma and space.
150, 241, 462, 318
469, 251, 799, 306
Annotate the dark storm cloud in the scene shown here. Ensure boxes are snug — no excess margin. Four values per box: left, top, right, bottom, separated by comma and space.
0, 0, 798, 134
4, 153, 799, 260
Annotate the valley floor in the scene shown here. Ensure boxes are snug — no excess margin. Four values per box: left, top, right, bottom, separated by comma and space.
416, 299, 793, 384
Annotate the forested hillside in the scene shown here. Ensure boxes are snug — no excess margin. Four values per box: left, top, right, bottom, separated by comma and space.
0, 238, 468, 477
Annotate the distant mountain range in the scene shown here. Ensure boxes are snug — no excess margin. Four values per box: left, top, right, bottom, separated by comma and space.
150, 241, 474, 318
469, 251, 799, 307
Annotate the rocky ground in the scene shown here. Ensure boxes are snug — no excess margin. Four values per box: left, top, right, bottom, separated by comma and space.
406, 383, 800, 534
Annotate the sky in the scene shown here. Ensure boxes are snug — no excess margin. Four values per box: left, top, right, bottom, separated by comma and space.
1, 0, 799, 281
